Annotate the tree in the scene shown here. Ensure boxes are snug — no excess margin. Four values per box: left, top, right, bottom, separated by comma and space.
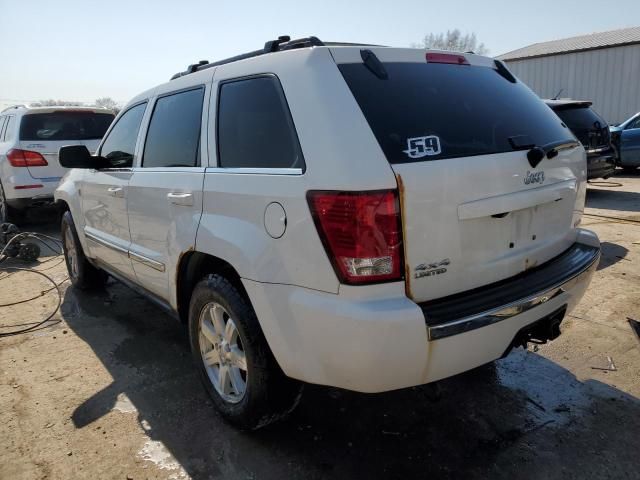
94, 97, 120, 114
414, 29, 488, 55
31, 99, 83, 107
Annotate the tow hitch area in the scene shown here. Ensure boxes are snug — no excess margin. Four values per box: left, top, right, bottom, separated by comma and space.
503, 305, 567, 357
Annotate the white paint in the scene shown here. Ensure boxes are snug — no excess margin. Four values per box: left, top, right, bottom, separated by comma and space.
113, 393, 136, 414
139, 439, 189, 480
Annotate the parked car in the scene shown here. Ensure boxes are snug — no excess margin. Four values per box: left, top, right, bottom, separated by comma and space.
0, 106, 115, 223
609, 112, 640, 172
544, 100, 616, 180
55, 37, 600, 429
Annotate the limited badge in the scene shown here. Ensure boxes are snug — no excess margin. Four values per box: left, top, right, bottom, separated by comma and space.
403, 135, 441, 159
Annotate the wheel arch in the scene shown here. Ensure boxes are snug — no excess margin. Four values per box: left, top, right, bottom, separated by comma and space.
176, 251, 251, 324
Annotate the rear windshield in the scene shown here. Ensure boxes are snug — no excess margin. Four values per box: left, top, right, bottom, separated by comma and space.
339, 62, 574, 163
552, 106, 609, 149
20, 112, 114, 141
553, 106, 606, 130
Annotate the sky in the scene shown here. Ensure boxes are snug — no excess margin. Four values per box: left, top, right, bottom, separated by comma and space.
1, 0, 639, 110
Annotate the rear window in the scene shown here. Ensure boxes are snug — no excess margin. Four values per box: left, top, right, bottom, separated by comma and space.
339, 62, 573, 163
552, 107, 609, 148
553, 107, 606, 130
19, 112, 114, 141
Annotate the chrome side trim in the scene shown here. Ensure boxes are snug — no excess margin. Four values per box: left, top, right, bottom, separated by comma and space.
84, 230, 166, 273
84, 230, 129, 255
129, 250, 166, 272
427, 246, 600, 341
205, 167, 303, 175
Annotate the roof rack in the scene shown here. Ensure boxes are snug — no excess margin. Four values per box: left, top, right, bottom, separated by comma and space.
1, 104, 27, 113
170, 35, 325, 80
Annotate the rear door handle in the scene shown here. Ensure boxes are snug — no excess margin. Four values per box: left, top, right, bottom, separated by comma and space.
107, 186, 124, 198
167, 192, 193, 206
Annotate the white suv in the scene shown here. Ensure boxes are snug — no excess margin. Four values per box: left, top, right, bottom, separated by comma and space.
55, 36, 601, 429
0, 105, 114, 223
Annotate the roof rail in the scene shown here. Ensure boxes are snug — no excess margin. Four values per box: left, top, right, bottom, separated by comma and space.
170, 35, 325, 80
1, 104, 27, 113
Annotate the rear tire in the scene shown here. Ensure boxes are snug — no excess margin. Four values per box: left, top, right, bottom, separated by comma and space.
0, 181, 25, 225
61, 211, 107, 289
189, 274, 302, 430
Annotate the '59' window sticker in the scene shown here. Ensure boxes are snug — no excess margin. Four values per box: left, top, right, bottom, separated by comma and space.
403, 135, 441, 159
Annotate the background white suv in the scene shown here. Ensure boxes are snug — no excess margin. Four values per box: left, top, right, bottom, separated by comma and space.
0, 105, 114, 223
55, 36, 601, 430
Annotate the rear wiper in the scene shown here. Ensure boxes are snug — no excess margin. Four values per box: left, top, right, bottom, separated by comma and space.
508, 136, 580, 168
360, 49, 388, 80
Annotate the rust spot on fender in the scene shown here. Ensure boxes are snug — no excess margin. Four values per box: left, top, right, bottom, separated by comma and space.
524, 257, 538, 271
395, 173, 413, 300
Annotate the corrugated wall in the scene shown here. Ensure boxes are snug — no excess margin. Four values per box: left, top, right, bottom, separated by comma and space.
504, 44, 640, 124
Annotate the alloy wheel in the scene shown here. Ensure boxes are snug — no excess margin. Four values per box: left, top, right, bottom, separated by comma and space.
198, 302, 248, 403
64, 224, 79, 281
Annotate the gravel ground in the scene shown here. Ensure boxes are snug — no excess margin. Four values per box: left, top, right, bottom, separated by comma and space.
1, 170, 639, 480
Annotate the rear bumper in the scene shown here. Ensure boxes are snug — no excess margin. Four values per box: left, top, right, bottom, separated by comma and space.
420, 240, 600, 340
243, 229, 600, 393
6, 194, 55, 210
586, 150, 616, 179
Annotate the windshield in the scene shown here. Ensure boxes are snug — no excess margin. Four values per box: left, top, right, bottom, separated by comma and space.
20, 112, 114, 141
338, 62, 574, 164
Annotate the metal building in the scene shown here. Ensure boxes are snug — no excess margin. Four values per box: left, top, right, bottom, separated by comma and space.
497, 26, 640, 125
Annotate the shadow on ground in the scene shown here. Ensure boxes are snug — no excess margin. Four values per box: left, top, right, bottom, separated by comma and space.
597, 241, 630, 270
60, 284, 640, 480
586, 178, 640, 214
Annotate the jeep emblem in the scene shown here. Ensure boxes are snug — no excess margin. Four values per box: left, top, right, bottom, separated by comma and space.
524, 170, 545, 185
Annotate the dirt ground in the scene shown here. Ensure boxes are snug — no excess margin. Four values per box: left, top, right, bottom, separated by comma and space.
1, 171, 639, 480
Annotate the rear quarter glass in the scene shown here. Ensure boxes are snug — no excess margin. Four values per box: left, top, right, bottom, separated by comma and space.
338, 62, 574, 164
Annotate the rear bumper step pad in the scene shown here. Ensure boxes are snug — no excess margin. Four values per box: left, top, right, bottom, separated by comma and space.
419, 242, 600, 340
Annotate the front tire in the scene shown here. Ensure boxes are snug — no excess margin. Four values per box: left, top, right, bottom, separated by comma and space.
61, 211, 107, 289
189, 274, 302, 430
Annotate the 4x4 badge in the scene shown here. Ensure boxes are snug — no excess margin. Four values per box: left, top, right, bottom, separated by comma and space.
414, 258, 450, 279
403, 135, 441, 159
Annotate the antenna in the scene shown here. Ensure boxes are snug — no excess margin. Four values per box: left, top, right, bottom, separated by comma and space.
552, 88, 564, 100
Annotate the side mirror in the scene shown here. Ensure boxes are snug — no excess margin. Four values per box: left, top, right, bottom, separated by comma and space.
59, 145, 103, 169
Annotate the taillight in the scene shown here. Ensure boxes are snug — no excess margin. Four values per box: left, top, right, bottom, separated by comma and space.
7, 149, 48, 167
307, 190, 404, 285
426, 52, 469, 65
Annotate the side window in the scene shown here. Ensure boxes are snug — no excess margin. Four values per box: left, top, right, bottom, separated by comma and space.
627, 117, 640, 130
100, 102, 147, 168
217, 76, 304, 170
0, 117, 7, 141
143, 88, 204, 168
3, 116, 16, 141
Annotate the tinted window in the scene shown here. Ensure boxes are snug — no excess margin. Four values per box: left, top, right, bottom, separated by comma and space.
217, 76, 304, 169
554, 107, 609, 148
3, 116, 16, 141
20, 112, 114, 141
143, 88, 204, 168
339, 62, 574, 163
554, 107, 606, 130
100, 103, 147, 168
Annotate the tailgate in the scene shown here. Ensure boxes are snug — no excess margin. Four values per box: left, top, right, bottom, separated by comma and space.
19, 139, 102, 180
334, 47, 586, 303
